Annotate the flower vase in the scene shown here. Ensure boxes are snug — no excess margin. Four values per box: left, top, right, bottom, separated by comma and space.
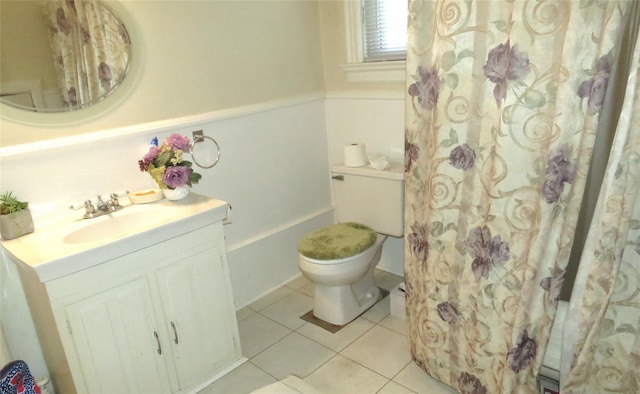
162, 186, 190, 201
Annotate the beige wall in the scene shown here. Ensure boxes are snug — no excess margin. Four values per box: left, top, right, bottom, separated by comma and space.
1, 0, 410, 148
0, 0, 325, 147
0, 0, 58, 92
317, 0, 405, 94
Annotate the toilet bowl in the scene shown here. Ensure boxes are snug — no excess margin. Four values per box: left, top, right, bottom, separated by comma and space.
299, 234, 386, 325
297, 163, 404, 326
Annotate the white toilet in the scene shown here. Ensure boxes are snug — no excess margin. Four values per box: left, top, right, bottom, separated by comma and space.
298, 164, 404, 325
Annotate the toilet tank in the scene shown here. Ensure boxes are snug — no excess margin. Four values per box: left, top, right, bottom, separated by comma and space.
331, 163, 404, 237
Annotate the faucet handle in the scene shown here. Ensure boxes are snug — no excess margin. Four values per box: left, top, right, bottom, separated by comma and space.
69, 199, 94, 211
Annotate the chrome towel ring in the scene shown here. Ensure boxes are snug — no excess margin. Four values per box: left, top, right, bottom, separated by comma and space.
190, 130, 221, 169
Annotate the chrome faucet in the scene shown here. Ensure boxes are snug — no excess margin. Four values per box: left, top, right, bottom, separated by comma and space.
71, 192, 128, 219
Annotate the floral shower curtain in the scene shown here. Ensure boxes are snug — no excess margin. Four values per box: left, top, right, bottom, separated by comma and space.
40, 0, 130, 109
404, 0, 630, 392
561, 3, 640, 392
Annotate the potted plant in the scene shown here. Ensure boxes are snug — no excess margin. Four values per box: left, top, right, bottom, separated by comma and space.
0, 192, 34, 240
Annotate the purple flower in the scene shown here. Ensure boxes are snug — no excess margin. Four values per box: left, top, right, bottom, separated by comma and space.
67, 87, 78, 106
56, 7, 72, 35
437, 302, 460, 324
542, 146, 575, 203
162, 166, 190, 188
507, 329, 537, 373
98, 62, 112, 88
138, 145, 160, 171
483, 40, 531, 108
465, 225, 510, 281
408, 66, 442, 110
449, 144, 476, 170
164, 133, 191, 152
405, 139, 420, 173
407, 222, 429, 262
539, 267, 565, 302
578, 56, 611, 115
458, 372, 487, 394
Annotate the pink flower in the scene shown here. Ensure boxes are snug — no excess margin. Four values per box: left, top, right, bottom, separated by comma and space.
164, 133, 191, 152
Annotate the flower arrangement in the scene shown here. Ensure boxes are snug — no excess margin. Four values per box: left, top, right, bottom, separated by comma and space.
138, 133, 202, 189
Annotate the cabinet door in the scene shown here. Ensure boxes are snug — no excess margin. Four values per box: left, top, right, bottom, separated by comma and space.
155, 243, 240, 391
65, 277, 173, 394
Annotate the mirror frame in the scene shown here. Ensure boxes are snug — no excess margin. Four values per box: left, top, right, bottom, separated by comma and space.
0, 1, 144, 127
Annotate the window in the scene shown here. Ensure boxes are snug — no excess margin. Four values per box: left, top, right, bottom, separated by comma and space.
342, 0, 407, 83
362, 0, 407, 62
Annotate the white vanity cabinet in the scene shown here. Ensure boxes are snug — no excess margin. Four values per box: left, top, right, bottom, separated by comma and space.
5, 197, 244, 394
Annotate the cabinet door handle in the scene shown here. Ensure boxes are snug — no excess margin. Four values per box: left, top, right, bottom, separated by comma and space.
170, 321, 179, 344
154, 331, 162, 355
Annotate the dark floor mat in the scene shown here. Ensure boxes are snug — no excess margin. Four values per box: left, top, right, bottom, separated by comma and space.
300, 288, 389, 333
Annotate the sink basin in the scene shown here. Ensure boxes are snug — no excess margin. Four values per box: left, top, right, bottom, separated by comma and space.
63, 210, 158, 244
1, 193, 229, 282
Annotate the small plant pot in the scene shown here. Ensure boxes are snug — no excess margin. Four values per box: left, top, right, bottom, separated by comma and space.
0, 209, 34, 240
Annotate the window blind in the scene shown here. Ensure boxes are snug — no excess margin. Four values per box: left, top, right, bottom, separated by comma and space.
362, 0, 408, 62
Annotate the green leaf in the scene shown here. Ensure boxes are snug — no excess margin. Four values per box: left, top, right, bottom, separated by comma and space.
189, 172, 202, 184
449, 128, 459, 144
580, 0, 595, 8
439, 139, 455, 148
444, 73, 459, 90
484, 284, 495, 298
492, 20, 511, 33
457, 49, 475, 62
630, 219, 640, 230
155, 151, 174, 167
430, 221, 444, 236
441, 50, 457, 72
524, 89, 546, 108
615, 324, 638, 335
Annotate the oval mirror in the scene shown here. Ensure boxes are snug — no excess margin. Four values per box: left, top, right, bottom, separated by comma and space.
0, 0, 131, 113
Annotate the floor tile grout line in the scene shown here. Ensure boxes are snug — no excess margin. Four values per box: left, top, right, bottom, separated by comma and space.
235, 271, 406, 393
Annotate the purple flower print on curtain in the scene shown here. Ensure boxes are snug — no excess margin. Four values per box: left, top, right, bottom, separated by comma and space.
465, 225, 511, 281
483, 40, 531, 108
405, 139, 420, 173
449, 144, 476, 170
578, 55, 611, 114
408, 222, 429, 263
507, 329, 537, 373
542, 145, 576, 203
408, 66, 442, 110
458, 372, 488, 394
437, 302, 460, 324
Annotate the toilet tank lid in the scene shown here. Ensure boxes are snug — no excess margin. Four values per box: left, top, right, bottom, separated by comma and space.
332, 163, 404, 180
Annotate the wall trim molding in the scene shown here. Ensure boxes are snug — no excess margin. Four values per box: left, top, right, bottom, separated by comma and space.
0, 92, 326, 158
325, 90, 405, 100
226, 207, 334, 253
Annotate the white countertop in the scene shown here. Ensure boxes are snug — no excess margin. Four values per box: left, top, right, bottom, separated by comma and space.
1, 193, 228, 282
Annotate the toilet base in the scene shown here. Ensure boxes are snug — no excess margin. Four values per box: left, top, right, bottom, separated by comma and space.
311, 265, 380, 326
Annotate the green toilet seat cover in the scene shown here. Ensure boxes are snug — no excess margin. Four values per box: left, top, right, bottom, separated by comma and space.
298, 222, 377, 260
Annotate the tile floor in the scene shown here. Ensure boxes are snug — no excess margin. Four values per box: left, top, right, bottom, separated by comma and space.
199, 270, 457, 394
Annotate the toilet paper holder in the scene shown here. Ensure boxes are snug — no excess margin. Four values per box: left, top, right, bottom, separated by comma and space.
190, 130, 221, 169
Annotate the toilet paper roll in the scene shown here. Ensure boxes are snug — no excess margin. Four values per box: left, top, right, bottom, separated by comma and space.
344, 143, 368, 167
